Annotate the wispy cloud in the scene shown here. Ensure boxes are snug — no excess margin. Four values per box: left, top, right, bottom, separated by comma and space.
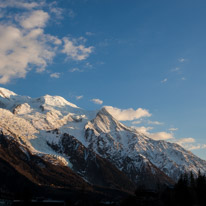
49, 7, 63, 19
132, 120, 205, 151
175, 137, 206, 151
0, 0, 41, 9
149, 131, 174, 140
69, 68, 83, 72
91, 98, 103, 105
85, 62, 93, 68
134, 126, 153, 134
176, 137, 195, 145
105, 106, 151, 121
62, 37, 94, 61
131, 119, 205, 151
181, 77, 186, 81
134, 126, 174, 141
171, 67, 180, 72
76, 95, 83, 100
178, 58, 186, 63
85, 32, 94, 36
50, 72, 60, 78
132, 120, 163, 125
132, 120, 142, 125
161, 78, 168, 83
169, 128, 178, 131
147, 120, 163, 125
186, 144, 206, 150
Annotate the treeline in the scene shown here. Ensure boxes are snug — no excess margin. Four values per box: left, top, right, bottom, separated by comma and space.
121, 171, 206, 206
162, 171, 206, 206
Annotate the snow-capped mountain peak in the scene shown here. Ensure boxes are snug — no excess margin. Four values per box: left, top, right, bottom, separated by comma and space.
0, 87, 17, 98
37, 95, 79, 108
85, 107, 132, 134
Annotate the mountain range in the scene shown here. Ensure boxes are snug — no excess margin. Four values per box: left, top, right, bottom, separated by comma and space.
0, 87, 205, 199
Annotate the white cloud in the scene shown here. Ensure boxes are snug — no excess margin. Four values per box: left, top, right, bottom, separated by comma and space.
132, 120, 163, 126
132, 120, 142, 125
176, 137, 195, 145
134, 126, 153, 134
132, 123, 205, 151
91, 98, 103, 105
0, 4, 57, 84
161, 78, 168, 83
178, 58, 186, 63
50, 7, 63, 18
130, 119, 206, 150
149, 132, 174, 140
0, 0, 41, 9
147, 120, 163, 125
50, 72, 60, 78
105, 106, 151, 121
174, 137, 206, 151
169, 128, 178, 131
49, 2, 63, 19
177, 140, 206, 151
181, 77, 186, 81
62, 37, 93, 61
76, 95, 83, 100
85, 62, 93, 68
0, 1, 94, 84
20, 10, 49, 29
186, 144, 206, 150
134, 126, 174, 140
0, 23, 56, 84
171, 67, 180, 72
86, 32, 94, 36
69, 68, 83, 72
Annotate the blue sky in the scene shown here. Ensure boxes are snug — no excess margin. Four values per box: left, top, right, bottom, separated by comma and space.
0, 0, 206, 159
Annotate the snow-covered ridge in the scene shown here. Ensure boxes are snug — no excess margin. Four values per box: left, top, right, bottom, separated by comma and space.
36, 95, 79, 108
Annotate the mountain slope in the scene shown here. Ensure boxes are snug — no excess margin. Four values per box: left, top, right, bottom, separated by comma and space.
0, 131, 90, 190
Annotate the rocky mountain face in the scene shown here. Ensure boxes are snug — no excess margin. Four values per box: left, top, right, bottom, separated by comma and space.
0, 87, 206, 194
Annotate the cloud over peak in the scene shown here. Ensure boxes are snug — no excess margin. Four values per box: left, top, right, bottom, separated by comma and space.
104, 106, 151, 121
133, 126, 174, 141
